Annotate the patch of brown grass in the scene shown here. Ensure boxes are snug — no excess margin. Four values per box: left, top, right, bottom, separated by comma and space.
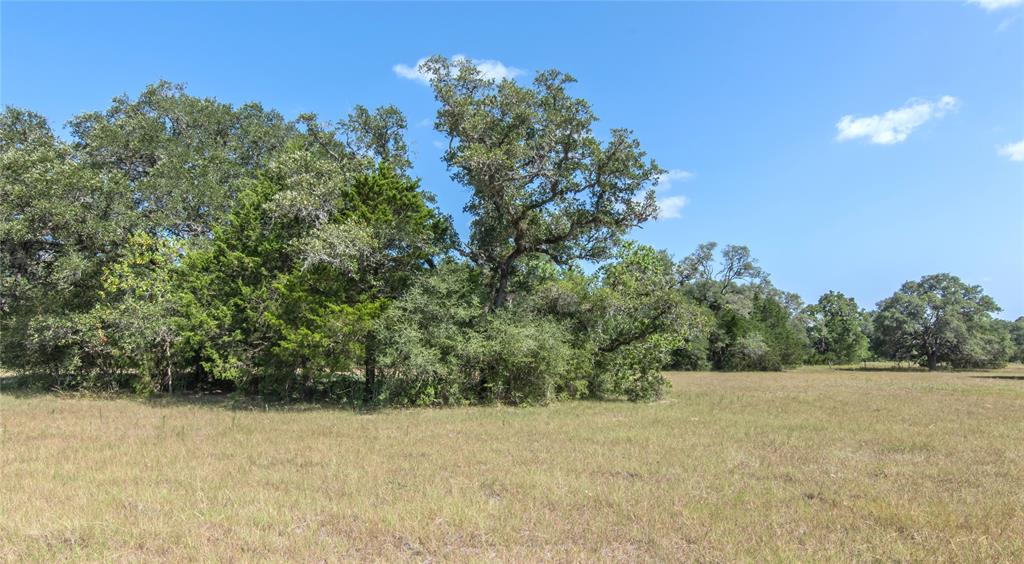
2, 366, 1023, 561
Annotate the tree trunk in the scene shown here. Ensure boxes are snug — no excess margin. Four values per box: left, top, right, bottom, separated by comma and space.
491, 247, 523, 311
492, 267, 511, 310
926, 351, 938, 371
363, 333, 378, 402
165, 339, 173, 394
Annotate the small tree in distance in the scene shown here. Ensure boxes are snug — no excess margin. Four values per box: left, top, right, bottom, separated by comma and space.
805, 291, 869, 367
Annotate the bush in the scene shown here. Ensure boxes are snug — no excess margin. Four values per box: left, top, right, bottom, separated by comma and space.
470, 313, 581, 405
669, 332, 712, 371
725, 333, 778, 371
594, 335, 674, 401
373, 262, 483, 406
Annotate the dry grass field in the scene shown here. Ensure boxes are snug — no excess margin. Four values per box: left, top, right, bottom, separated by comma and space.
2, 366, 1023, 562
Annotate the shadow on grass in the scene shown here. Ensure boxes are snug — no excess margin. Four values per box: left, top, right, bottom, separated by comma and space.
1, 374, 597, 414
833, 366, 931, 373
832, 365, 1021, 376
0, 373, 637, 414
0, 374, 379, 414
970, 375, 1024, 381
142, 392, 378, 413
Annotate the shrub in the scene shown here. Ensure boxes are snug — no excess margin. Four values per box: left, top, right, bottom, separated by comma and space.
726, 332, 777, 371
374, 262, 483, 406
594, 335, 675, 401
469, 313, 580, 405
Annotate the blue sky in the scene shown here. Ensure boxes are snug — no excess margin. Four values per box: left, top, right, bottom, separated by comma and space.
3, 1, 1022, 318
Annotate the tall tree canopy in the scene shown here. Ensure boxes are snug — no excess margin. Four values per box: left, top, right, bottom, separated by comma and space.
3, 78, 694, 404
68, 81, 295, 238
805, 291, 869, 366
0, 107, 136, 373
873, 273, 1007, 370
677, 242, 768, 311
421, 56, 662, 309
1008, 317, 1024, 362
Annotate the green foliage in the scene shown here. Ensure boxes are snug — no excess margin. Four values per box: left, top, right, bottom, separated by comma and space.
583, 243, 696, 398
374, 261, 483, 405
177, 160, 449, 398
950, 321, 1011, 369
805, 291, 869, 365
703, 292, 807, 371
669, 334, 713, 371
92, 233, 183, 392
0, 107, 135, 375
678, 242, 768, 311
6, 80, 1010, 411
421, 56, 662, 310
727, 332, 774, 372
375, 243, 702, 404
0, 80, 756, 405
528, 243, 702, 398
675, 242, 807, 372
752, 293, 808, 369
68, 81, 294, 238
873, 273, 1007, 370
468, 312, 579, 405
1, 84, 296, 383
1008, 317, 1024, 363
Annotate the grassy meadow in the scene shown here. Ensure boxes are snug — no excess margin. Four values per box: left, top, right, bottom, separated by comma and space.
2, 366, 1023, 561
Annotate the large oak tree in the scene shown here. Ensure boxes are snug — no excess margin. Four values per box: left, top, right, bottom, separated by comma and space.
421, 56, 662, 310
873, 273, 1006, 370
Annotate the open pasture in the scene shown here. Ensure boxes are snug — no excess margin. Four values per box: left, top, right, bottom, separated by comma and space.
2, 366, 1023, 561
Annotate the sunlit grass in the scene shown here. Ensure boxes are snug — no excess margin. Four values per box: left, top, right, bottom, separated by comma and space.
2, 365, 1022, 561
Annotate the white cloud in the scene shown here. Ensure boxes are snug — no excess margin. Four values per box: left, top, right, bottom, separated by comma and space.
652, 168, 694, 220
469, 57, 523, 81
998, 139, 1024, 161
968, 0, 1023, 11
393, 55, 523, 84
393, 61, 427, 82
656, 195, 688, 219
655, 169, 694, 192
836, 96, 958, 145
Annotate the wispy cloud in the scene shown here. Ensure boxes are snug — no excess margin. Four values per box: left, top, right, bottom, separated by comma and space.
656, 169, 694, 191
998, 139, 1024, 161
393, 61, 426, 82
653, 169, 694, 220
968, 0, 1023, 11
836, 96, 958, 145
997, 14, 1021, 31
394, 55, 523, 84
656, 195, 688, 220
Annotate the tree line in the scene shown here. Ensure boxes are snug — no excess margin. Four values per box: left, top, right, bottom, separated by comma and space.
2, 57, 1019, 406
669, 246, 1021, 372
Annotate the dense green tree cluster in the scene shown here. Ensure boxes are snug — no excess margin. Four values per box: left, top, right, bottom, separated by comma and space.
668, 243, 808, 371
1, 60, 705, 404
805, 291, 870, 366
872, 273, 1011, 370
1002, 317, 1024, 363
1, 62, 1015, 403
664, 245, 1011, 372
